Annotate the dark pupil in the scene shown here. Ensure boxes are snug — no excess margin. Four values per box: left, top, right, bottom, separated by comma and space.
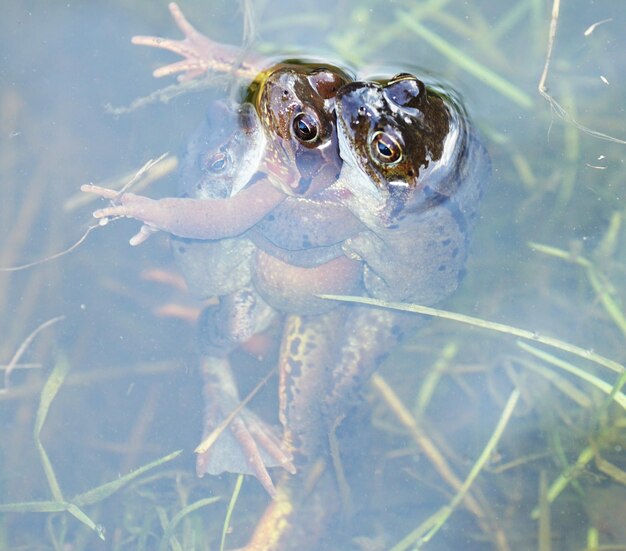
209, 155, 226, 172
372, 133, 401, 163
377, 140, 393, 158
293, 113, 318, 142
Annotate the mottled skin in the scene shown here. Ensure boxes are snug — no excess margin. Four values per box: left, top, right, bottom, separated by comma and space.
170, 98, 360, 496
171, 100, 292, 495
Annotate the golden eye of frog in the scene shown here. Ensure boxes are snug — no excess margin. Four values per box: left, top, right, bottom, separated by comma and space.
180, 100, 266, 200
248, 63, 350, 196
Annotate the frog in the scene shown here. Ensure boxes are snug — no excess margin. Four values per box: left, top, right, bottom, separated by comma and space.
170, 97, 360, 497
321, 72, 489, 417
171, 99, 294, 496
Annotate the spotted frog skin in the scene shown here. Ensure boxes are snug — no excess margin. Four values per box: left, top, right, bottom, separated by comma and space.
170, 98, 360, 497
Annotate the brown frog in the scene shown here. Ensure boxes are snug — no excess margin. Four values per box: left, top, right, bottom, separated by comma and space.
171, 96, 359, 497
171, 99, 291, 495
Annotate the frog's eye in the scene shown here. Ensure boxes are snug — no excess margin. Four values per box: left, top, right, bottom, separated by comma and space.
292, 112, 320, 143
370, 131, 403, 164
205, 152, 228, 173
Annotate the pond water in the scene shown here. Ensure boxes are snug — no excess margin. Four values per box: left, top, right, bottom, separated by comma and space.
1, 1, 625, 550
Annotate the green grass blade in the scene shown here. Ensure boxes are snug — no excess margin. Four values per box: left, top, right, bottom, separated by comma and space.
0, 500, 68, 513
397, 13, 533, 108
319, 295, 624, 375
158, 497, 221, 551
518, 342, 626, 409
34, 354, 71, 503
390, 389, 520, 550
221, 475, 244, 551
73, 450, 183, 506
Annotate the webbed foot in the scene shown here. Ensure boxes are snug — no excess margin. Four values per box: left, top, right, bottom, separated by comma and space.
197, 355, 294, 497
131, 2, 261, 82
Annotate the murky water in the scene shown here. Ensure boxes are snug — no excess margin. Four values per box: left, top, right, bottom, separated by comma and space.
1, 1, 625, 550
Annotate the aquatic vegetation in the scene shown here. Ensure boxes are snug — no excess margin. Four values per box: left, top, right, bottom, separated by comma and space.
0, 0, 625, 549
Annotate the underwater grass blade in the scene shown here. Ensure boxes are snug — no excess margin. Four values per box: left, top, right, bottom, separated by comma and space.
397, 13, 533, 109
0, 501, 104, 541
1, 316, 63, 391
220, 475, 244, 551
34, 353, 71, 503
538, 471, 551, 551
0, 500, 70, 513
517, 342, 626, 410
73, 450, 183, 506
320, 295, 624, 375
158, 496, 221, 551
371, 373, 483, 518
530, 241, 626, 339
2, 353, 176, 540
519, 359, 593, 408
531, 445, 594, 519
414, 342, 458, 418
390, 389, 520, 550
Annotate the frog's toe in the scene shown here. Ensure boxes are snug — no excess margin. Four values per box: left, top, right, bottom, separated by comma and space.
129, 224, 159, 246
152, 59, 208, 81
80, 183, 120, 200
196, 408, 294, 497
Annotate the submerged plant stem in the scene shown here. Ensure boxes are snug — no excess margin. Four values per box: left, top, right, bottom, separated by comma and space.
320, 295, 624, 375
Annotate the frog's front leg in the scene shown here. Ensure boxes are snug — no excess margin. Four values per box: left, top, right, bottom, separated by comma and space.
131, 2, 262, 82
195, 288, 295, 497
81, 178, 286, 245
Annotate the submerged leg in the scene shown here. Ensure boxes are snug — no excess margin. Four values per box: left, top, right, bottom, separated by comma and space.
195, 288, 294, 496
236, 310, 345, 550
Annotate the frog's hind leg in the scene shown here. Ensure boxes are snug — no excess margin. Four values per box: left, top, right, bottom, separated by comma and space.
194, 288, 294, 496
236, 311, 345, 550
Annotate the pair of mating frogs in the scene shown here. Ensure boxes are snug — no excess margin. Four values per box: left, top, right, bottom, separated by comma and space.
82, 3, 489, 549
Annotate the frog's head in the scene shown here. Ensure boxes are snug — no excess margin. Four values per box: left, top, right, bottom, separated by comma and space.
255, 64, 351, 195
335, 73, 467, 220
180, 100, 266, 200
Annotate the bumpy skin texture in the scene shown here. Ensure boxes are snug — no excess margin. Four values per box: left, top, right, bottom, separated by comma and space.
82, 4, 489, 549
